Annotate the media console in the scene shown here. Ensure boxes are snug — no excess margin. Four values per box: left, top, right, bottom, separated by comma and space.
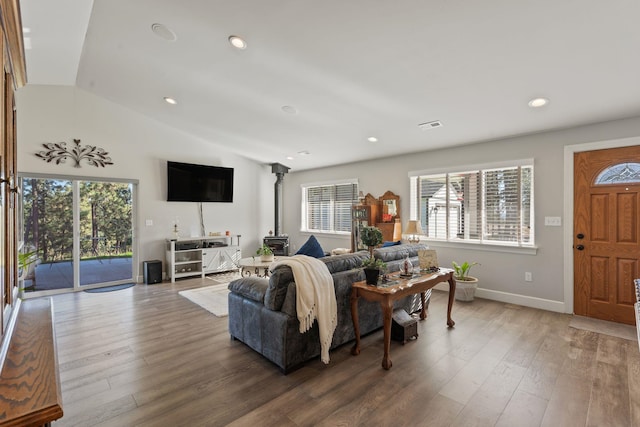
165, 235, 241, 283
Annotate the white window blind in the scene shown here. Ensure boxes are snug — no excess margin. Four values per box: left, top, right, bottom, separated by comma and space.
302, 181, 358, 233
409, 163, 533, 246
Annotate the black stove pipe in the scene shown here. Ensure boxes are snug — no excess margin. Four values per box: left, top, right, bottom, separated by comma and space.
271, 163, 290, 236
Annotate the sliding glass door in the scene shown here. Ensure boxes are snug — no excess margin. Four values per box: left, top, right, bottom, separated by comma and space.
21, 175, 135, 294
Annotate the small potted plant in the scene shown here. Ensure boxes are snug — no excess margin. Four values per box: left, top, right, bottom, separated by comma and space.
360, 226, 384, 285
452, 261, 479, 301
256, 244, 274, 262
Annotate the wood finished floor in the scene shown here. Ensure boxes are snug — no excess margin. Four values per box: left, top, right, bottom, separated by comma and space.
48, 275, 640, 427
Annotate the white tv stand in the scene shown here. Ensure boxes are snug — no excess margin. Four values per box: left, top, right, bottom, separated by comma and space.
165, 235, 241, 283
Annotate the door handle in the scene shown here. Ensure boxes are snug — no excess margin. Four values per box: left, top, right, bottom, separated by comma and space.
576, 233, 584, 239
576, 245, 584, 251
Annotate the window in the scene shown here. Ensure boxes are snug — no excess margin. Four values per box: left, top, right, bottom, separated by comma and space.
595, 162, 640, 184
301, 181, 358, 234
409, 161, 533, 246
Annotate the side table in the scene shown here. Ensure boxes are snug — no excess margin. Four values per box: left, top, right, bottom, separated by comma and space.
350, 268, 456, 370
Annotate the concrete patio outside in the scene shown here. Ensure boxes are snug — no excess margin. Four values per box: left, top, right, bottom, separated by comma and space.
24, 257, 133, 292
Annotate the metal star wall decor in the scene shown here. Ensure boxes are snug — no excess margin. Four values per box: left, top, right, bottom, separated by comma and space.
36, 139, 114, 168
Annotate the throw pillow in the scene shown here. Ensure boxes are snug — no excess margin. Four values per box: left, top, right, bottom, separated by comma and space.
296, 235, 325, 258
382, 240, 401, 247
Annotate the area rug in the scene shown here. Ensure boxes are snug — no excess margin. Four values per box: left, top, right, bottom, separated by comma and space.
569, 315, 637, 342
84, 283, 135, 293
179, 283, 230, 317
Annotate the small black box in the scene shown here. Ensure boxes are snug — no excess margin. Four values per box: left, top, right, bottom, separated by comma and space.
391, 308, 418, 344
143, 260, 163, 284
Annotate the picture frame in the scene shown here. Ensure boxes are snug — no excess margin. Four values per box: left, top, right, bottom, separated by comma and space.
418, 249, 438, 271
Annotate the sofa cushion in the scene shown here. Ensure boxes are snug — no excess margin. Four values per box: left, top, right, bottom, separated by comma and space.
296, 235, 325, 258
265, 266, 294, 311
374, 243, 430, 262
321, 251, 369, 274
228, 277, 269, 303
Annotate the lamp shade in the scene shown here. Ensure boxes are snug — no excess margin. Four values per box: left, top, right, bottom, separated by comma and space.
404, 220, 424, 235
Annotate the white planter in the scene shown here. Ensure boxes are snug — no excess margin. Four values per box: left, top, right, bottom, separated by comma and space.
260, 254, 274, 262
455, 277, 478, 301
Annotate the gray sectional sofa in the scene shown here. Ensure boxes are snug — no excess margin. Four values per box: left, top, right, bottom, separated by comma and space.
227, 243, 430, 373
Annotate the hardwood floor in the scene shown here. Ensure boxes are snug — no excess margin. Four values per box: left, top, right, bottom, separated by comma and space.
48, 276, 640, 427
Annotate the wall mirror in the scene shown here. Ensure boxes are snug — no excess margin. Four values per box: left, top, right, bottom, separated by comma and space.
379, 190, 400, 222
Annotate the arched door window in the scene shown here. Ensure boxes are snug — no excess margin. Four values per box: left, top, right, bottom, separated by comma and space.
594, 162, 640, 184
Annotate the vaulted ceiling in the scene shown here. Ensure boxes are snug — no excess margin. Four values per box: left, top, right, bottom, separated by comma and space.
20, 0, 640, 170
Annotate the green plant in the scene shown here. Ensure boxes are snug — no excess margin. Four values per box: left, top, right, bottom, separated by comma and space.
19, 250, 37, 270
256, 244, 273, 256
360, 226, 383, 257
362, 257, 386, 270
452, 261, 479, 281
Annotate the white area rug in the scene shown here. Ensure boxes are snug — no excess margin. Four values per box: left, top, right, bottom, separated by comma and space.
569, 315, 637, 342
179, 283, 230, 317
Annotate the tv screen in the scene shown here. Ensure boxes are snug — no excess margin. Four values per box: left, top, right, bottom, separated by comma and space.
167, 161, 234, 202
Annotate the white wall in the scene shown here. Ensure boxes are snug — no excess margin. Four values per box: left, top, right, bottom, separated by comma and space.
16, 85, 274, 281
283, 115, 640, 312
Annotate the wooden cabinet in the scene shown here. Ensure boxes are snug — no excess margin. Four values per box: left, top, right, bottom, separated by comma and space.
377, 220, 402, 242
352, 191, 403, 249
351, 205, 379, 251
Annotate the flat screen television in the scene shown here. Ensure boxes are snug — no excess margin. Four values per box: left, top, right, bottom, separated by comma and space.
167, 161, 234, 202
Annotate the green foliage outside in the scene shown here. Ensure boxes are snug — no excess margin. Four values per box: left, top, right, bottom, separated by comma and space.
22, 178, 133, 263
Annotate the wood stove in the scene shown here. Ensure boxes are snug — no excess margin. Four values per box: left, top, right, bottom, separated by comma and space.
263, 235, 289, 256
265, 162, 291, 256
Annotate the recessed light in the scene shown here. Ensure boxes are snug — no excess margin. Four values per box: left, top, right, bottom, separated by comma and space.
286, 156, 294, 160
163, 97, 177, 105
367, 137, 378, 142
281, 105, 298, 114
151, 23, 177, 42
229, 35, 247, 50
298, 150, 310, 156
528, 97, 549, 108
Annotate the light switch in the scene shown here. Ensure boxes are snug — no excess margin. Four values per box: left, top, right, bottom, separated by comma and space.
544, 216, 562, 226
145, 219, 153, 226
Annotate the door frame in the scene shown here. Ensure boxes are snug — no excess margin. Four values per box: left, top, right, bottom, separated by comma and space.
563, 135, 640, 314
17, 172, 139, 297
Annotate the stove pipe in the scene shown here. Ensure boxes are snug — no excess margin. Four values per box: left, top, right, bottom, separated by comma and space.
271, 163, 290, 236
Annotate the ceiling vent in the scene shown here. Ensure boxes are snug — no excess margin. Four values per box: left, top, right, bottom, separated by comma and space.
418, 120, 443, 130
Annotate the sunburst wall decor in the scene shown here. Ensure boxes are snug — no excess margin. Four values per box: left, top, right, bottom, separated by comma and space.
36, 139, 114, 168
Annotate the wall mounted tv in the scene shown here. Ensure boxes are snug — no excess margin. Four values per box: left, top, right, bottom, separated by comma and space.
167, 161, 234, 202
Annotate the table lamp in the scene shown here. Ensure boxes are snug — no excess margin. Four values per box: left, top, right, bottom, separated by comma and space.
404, 220, 424, 244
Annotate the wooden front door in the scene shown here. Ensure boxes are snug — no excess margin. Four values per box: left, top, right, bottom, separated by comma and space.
574, 146, 640, 325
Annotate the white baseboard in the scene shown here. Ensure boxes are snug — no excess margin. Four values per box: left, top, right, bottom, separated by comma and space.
432, 283, 566, 313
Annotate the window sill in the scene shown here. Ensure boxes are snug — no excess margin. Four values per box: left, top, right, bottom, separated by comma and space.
422, 239, 538, 255
300, 230, 351, 239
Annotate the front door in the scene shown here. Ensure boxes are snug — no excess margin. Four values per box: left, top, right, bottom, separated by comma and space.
574, 146, 640, 325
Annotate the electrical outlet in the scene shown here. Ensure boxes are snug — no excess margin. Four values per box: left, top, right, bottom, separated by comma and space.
525, 272, 532, 282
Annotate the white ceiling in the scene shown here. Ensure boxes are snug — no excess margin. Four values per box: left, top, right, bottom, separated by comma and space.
20, 0, 640, 171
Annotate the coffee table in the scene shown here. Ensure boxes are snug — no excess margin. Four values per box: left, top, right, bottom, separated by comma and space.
238, 257, 284, 277
350, 268, 456, 370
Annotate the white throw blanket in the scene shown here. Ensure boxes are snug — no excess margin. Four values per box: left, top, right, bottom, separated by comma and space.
270, 255, 337, 364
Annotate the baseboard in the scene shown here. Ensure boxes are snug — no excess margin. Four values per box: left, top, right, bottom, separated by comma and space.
432, 282, 566, 313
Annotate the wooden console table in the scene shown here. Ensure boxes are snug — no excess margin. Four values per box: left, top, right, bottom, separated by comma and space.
350, 269, 456, 370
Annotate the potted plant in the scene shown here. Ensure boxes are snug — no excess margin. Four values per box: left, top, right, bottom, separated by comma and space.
452, 261, 479, 301
18, 249, 38, 293
360, 226, 384, 285
256, 244, 274, 262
